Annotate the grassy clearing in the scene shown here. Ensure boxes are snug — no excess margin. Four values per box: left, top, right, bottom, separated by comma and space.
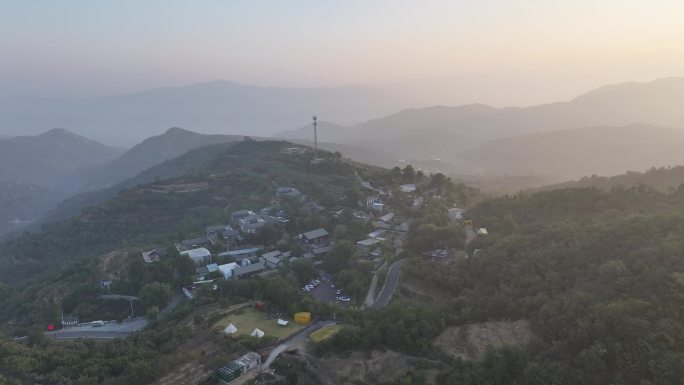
309, 324, 342, 343
212, 307, 305, 339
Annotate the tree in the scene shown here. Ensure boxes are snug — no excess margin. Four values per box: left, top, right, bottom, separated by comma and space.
27, 329, 49, 347
127, 256, 146, 286
290, 259, 317, 286
391, 166, 402, 182
146, 305, 160, 320
501, 212, 517, 235
138, 282, 172, 309
430, 173, 447, 189
324, 242, 356, 273
173, 253, 196, 286
403, 165, 416, 183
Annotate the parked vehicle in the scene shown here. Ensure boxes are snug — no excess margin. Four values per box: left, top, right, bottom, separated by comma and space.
336, 296, 351, 302
91, 320, 105, 327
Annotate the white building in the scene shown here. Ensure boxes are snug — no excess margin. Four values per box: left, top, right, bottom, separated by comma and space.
181, 247, 212, 266
399, 184, 417, 193
218, 262, 238, 279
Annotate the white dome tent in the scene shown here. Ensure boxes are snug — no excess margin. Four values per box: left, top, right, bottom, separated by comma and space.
223, 323, 238, 334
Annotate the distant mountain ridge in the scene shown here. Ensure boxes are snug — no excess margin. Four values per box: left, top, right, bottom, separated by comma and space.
0, 80, 415, 146
0, 129, 122, 237
533, 165, 684, 193
0, 128, 121, 186
72, 127, 246, 191
455, 124, 684, 179
277, 77, 684, 162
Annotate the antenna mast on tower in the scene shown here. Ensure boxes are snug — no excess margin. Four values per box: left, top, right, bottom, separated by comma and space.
312, 115, 318, 159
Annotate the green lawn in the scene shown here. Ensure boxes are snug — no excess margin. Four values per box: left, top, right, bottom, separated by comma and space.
213, 307, 305, 339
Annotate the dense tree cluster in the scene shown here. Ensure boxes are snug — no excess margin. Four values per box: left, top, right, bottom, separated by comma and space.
408, 186, 684, 384
0, 317, 190, 385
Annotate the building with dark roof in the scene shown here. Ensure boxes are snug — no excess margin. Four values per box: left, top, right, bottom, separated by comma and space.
302, 228, 329, 244
234, 262, 266, 279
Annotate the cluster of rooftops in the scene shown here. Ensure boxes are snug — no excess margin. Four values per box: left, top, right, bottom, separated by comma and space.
140, 181, 473, 299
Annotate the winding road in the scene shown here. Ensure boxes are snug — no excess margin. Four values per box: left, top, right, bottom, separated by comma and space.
370, 259, 407, 309
263, 320, 337, 368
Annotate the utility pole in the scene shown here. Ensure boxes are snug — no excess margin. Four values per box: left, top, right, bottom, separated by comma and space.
312, 115, 318, 159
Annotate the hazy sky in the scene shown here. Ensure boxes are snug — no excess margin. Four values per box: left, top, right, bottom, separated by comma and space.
2, 0, 683, 106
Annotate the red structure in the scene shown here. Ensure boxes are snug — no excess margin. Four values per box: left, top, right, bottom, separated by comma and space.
254, 300, 266, 311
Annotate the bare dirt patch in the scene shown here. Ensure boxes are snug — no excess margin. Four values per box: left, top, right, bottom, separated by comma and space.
434, 319, 534, 359
287, 350, 447, 385
150, 303, 257, 385
99, 249, 128, 277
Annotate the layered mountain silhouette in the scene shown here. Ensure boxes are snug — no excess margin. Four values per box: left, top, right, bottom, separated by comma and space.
72, 127, 246, 191
455, 124, 684, 179
0, 128, 121, 186
278, 77, 684, 162
0, 80, 414, 146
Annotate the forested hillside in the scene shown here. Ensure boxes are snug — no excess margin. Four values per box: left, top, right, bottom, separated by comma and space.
0, 140, 388, 323
3, 138, 684, 385
536, 165, 684, 193
71, 127, 245, 192
409, 186, 684, 384
0, 128, 121, 186
281, 183, 684, 384
0, 181, 62, 236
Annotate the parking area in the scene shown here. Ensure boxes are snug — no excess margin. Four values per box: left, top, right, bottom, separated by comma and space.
48, 318, 149, 339
310, 283, 337, 303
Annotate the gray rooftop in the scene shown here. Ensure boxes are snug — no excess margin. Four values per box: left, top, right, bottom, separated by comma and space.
234, 262, 266, 276
181, 236, 213, 247
261, 250, 283, 259
302, 228, 329, 240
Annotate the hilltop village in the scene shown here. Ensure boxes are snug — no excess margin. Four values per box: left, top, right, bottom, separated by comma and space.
25, 142, 479, 384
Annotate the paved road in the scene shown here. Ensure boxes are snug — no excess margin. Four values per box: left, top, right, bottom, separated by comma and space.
161, 294, 184, 316
310, 283, 337, 304
50, 331, 137, 339
370, 259, 407, 309
263, 320, 336, 368
48, 318, 148, 340
98, 294, 139, 301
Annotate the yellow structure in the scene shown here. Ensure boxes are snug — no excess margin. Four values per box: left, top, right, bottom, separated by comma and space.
294, 312, 311, 324
309, 324, 342, 343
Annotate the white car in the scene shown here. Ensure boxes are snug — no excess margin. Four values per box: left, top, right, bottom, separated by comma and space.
91, 320, 105, 327
336, 296, 351, 302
